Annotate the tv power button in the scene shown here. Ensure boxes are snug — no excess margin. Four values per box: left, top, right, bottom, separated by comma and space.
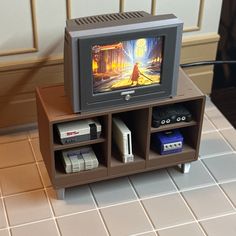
125, 94, 131, 101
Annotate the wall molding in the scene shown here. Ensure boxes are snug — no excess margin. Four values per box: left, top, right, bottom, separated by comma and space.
120, 0, 156, 14
151, 0, 157, 15
120, 0, 124, 12
183, 0, 205, 32
62, 0, 204, 33
0, 33, 220, 72
0, 0, 39, 57
151, 0, 205, 33
182, 33, 220, 46
0, 56, 63, 72
66, 0, 71, 19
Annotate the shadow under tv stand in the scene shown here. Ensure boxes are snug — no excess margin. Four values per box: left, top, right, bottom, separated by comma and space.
36, 69, 205, 199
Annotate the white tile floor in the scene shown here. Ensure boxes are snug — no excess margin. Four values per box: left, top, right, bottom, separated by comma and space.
0, 97, 236, 236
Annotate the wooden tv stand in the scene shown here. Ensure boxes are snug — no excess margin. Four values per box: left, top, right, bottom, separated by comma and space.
36, 69, 205, 199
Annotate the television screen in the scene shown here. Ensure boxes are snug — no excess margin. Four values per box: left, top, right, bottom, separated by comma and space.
92, 37, 164, 94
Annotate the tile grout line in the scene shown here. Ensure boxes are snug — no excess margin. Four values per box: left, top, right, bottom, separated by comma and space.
42, 188, 62, 236
0, 136, 28, 145
216, 129, 236, 152
55, 208, 97, 219
205, 113, 234, 133
204, 112, 226, 132
2, 188, 47, 199
218, 178, 236, 185
199, 159, 236, 211
128, 176, 159, 236
129, 229, 160, 236
200, 150, 236, 160
0, 161, 39, 171
8, 217, 59, 230
199, 127, 235, 159
155, 220, 197, 232
177, 193, 209, 236
166, 168, 208, 236
198, 211, 236, 223
8, 202, 97, 229
144, 211, 236, 233
201, 127, 233, 135
0, 187, 12, 236
218, 132, 236, 153
0, 185, 179, 221
88, 185, 111, 236
28, 138, 62, 236
139, 182, 217, 197
201, 114, 217, 134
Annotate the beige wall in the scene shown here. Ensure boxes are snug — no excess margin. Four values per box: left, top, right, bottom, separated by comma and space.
0, 0, 222, 128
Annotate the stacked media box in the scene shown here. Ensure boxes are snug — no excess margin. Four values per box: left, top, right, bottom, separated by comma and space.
56, 119, 101, 173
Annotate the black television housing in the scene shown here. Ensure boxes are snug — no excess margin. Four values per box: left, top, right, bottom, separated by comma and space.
64, 11, 183, 113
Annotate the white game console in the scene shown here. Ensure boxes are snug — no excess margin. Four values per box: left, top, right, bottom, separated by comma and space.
56, 118, 101, 144
62, 147, 99, 173
112, 117, 134, 163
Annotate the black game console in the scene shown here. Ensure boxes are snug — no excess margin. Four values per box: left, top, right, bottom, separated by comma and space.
152, 104, 192, 128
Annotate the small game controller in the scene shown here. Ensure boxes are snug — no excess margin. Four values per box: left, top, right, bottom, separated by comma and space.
152, 104, 192, 128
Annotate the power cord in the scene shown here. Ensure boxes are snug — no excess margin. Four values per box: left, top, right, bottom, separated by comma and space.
180, 60, 236, 68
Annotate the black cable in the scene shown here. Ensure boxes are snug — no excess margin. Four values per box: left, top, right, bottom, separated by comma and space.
180, 60, 236, 68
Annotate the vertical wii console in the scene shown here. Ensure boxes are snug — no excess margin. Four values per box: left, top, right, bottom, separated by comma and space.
112, 117, 134, 163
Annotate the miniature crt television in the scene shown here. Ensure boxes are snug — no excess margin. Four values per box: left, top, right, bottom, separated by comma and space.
64, 11, 183, 113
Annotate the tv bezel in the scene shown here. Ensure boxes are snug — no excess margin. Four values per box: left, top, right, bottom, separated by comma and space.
64, 13, 183, 113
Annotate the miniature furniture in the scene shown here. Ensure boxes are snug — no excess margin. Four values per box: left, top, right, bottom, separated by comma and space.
36, 69, 205, 199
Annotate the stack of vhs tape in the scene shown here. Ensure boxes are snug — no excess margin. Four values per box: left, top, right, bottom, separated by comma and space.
62, 147, 99, 173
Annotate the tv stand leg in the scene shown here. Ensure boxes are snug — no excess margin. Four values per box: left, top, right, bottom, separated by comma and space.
56, 188, 65, 200
178, 163, 191, 173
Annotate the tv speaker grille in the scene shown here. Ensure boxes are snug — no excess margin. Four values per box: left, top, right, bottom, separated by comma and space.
75, 11, 145, 25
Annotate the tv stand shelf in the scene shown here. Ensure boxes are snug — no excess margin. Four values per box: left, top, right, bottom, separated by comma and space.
36, 69, 205, 199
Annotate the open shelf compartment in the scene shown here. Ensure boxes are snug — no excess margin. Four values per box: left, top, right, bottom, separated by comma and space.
52, 115, 108, 149
148, 126, 199, 168
151, 99, 203, 130
53, 141, 109, 187
109, 108, 150, 174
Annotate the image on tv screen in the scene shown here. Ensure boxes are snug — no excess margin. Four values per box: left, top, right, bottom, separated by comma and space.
92, 37, 163, 94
